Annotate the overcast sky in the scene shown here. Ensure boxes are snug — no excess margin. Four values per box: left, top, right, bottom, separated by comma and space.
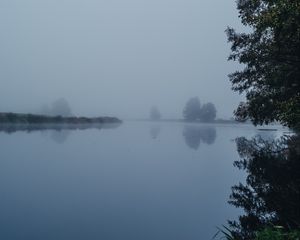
0, 0, 245, 119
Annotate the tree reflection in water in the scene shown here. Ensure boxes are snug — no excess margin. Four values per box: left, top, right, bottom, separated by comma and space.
0, 123, 121, 144
149, 125, 161, 139
183, 125, 216, 150
228, 134, 300, 239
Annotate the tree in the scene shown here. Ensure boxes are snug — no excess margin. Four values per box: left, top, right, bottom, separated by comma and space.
227, 0, 300, 129
149, 106, 161, 121
199, 102, 217, 122
183, 97, 201, 121
51, 98, 72, 117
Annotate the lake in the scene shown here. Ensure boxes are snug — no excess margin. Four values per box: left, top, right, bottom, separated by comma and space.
0, 121, 283, 240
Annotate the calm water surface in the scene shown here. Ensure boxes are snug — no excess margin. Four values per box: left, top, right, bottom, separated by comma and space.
0, 121, 282, 240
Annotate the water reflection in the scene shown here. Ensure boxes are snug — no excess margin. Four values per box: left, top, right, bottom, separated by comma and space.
149, 125, 161, 139
0, 123, 121, 133
0, 122, 264, 239
183, 125, 216, 150
228, 134, 300, 239
255, 129, 277, 141
50, 130, 71, 144
0, 123, 121, 143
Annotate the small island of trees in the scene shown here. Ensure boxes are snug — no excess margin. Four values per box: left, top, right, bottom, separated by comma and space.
183, 97, 217, 122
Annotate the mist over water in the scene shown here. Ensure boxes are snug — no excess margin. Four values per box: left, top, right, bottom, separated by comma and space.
0, 0, 244, 119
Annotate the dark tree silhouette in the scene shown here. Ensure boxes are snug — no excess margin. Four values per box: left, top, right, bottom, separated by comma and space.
149, 106, 161, 121
183, 97, 201, 121
228, 135, 300, 240
199, 102, 217, 122
227, 0, 300, 129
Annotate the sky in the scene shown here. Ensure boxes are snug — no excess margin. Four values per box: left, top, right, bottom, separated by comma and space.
0, 0, 245, 119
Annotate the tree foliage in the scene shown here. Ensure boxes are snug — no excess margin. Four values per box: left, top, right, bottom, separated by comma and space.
183, 97, 202, 121
150, 106, 161, 120
200, 102, 217, 122
227, 0, 300, 129
183, 97, 217, 122
51, 98, 72, 117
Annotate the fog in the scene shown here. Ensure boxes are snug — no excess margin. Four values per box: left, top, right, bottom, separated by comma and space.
0, 0, 244, 119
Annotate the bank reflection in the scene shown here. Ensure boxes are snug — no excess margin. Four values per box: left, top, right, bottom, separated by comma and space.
183, 125, 216, 150
0, 123, 121, 143
227, 134, 300, 239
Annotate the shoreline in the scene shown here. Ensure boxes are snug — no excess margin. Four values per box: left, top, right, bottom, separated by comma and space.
0, 112, 122, 125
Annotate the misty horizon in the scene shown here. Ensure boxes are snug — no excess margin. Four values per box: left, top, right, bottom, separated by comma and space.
0, 0, 245, 119
1, 1, 298, 239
